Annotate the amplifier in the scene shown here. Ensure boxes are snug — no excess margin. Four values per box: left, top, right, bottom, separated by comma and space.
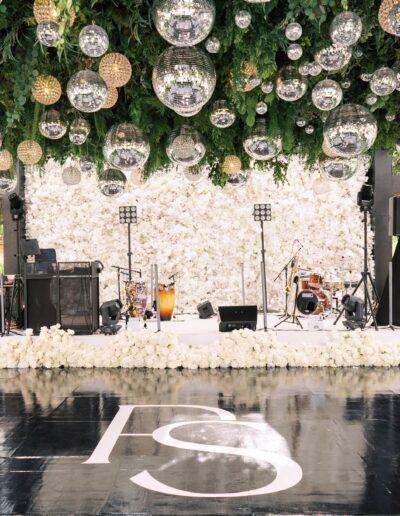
218, 305, 258, 332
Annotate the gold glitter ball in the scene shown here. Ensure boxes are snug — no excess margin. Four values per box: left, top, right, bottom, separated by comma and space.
222, 155, 242, 175
103, 87, 119, 109
0, 150, 13, 171
33, 0, 76, 26
99, 53, 132, 88
32, 75, 62, 105
17, 140, 43, 165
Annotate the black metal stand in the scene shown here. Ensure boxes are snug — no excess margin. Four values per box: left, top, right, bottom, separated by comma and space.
334, 208, 379, 331
6, 274, 24, 335
274, 280, 303, 329
274, 245, 302, 319
127, 222, 133, 281
260, 221, 268, 332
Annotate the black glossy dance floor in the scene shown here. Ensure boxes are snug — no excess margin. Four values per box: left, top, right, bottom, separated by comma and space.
1, 367, 400, 515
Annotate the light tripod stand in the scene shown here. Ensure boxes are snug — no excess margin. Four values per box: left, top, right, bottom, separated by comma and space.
334, 204, 379, 331
254, 204, 272, 332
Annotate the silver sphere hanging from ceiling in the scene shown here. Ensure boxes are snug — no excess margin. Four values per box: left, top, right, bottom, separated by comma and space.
276, 66, 307, 102
209, 100, 236, 128
323, 104, 378, 158
314, 44, 352, 72
104, 123, 150, 171
370, 67, 397, 96
39, 109, 68, 140
69, 118, 91, 145
98, 168, 127, 197
79, 24, 109, 58
261, 81, 273, 94
287, 43, 303, 61
235, 10, 252, 29
312, 79, 343, 111
152, 46, 216, 116
182, 166, 207, 183
166, 125, 205, 166
67, 70, 108, 113
153, 0, 215, 47
320, 156, 358, 181
36, 20, 59, 47
330, 11, 362, 47
256, 102, 268, 115
285, 22, 302, 41
243, 118, 282, 161
62, 166, 82, 186
205, 36, 220, 53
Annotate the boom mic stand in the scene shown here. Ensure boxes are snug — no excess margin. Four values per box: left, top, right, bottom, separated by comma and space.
334, 204, 379, 330
274, 243, 303, 318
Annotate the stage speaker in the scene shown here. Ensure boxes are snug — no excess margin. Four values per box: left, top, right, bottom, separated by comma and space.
25, 277, 58, 334
392, 196, 400, 236
197, 301, 214, 319
218, 305, 258, 332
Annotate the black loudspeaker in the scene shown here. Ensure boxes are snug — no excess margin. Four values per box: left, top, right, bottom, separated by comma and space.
218, 305, 258, 332
25, 277, 58, 334
393, 197, 400, 236
197, 301, 214, 319
20, 239, 40, 258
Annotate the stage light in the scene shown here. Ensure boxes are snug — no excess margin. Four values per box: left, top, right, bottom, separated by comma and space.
341, 294, 365, 330
253, 203, 272, 222
100, 299, 122, 335
8, 193, 24, 221
119, 205, 137, 224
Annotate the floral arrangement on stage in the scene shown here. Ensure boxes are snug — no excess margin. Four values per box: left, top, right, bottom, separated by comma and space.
1, 325, 399, 370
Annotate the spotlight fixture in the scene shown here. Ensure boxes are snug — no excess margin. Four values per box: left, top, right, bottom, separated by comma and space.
253, 203, 272, 222
357, 184, 373, 210
8, 193, 24, 221
99, 299, 122, 335
341, 294, 365, 330
119, 205, 137, 224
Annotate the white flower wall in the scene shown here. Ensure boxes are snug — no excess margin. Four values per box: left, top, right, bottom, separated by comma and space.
25, 157, 369, 312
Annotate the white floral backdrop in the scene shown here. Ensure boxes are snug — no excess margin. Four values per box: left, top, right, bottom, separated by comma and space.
25, 157, 370, 312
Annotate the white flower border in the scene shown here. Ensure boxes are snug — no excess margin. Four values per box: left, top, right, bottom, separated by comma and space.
1, 326, 399, 369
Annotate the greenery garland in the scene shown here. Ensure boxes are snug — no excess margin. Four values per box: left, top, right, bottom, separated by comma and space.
0, 0, 399, 185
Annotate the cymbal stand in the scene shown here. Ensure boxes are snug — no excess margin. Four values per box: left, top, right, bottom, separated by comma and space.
274, 279, 303, 329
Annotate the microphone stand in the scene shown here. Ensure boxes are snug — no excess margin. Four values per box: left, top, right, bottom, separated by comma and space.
274, 244, 303, 318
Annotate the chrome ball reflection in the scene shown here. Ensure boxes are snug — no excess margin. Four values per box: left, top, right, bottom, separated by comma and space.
67, 70, 108, 113
98, 168, 127, 197
69, 118, 90, 145
285, 22, 302, 41
305, 125, 314, 134
103, 123, 150, 171
36, 20, 59, 47
276, 66, 307, 102
308, 62, 322, 76
243, 118, 282, 161
296, 117, 306, 127
235, 10, 252, 28
153, 0, 215, 47
312, 79, 343, 111
287, 43, 303, 61
261, 81, 273, 94
370, 67, 397, 96
315, 44, 352, 72
330, 11, 362, 47
209, 100, 236, 128
256, 101, 268, 115
323, 104, 377, 158
152, 46, 216, 116
79, 24, 109, 58
205, 36, 220, 53
166, 125, 205, 166
39, 109, 68, 140
320, 156, 358, 181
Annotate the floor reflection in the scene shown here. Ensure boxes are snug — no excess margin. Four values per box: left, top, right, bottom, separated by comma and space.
0, 367, 399, 514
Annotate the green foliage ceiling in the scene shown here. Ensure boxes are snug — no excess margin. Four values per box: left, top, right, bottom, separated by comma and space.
0, 0, 399, 185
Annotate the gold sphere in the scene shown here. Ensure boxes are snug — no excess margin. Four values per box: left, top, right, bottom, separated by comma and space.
378, 0, 400, 34
32, 75, 62, 105
103, 87, 119, 109
232, 61, 259, 93
0, 150, 13, 171
99, 53, 132, 87
222, 155, 242, 175
17, 140, 43, 165
33, 0, 76, 26
322, 140, 339, 158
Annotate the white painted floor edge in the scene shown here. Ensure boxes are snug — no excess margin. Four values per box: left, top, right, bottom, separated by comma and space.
2, 313, 400, 346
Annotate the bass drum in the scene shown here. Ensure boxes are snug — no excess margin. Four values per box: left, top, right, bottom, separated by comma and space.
296, 289, 329, 315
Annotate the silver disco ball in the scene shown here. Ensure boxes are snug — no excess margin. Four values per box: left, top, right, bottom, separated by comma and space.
296, 117, 306, 127
360, 72, 372, 82
166, 125, 205, 166
153, 0, 215, 47
330, 11, 362, 47
366, 93, 377, 105
227, 171, 249, 187
98, 168, 127, 197
287, 43, 303, 61
256, 101, 268, 115
0, 175, 16, 193
79, 25, 109, 58
67, 70, 108, 113
205, 36, 220, 53
36, 20, 59, 47
152, 46, 216, 116
305, 125, 314, 134
314, 44, 352, 72
103, 123, 150, 171
39, 110, 68, 140
244, 0, 271, 2
299, 63, 310, 76
386, 113, 396, 122
235, 10, 252, 29
285, 22, 302, 41
370, 67, 397, 96
320, 156, 358, 181
276, 66, 307, 102
308, 62, 322, 76
243, 119, 282, 161
80, 156, 96, 175
261, 81, 273, 94
182, 166, 207, 183
341, 80, 351, 89
209, 100, 236, 128
69, 118, 90, 145
312, 79, 343, 111
323, 104, 377, 158
388, 4, 400, 35
62, 166, 82, 186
